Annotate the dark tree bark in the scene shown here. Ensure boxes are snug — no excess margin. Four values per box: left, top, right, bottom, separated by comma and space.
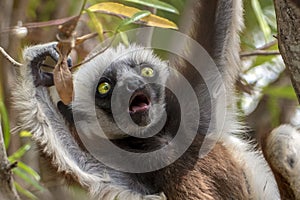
274, 0, 300, 104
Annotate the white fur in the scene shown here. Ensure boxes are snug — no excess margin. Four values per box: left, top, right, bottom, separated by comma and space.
13, 42, 280, 200
221, 133, 279, 199
265, 125, 300, 198
11, 0, 282, 199
215, 0, 280, 198
12, 43, 166, 200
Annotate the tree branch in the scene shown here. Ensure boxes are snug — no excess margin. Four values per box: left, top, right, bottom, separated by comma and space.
0, 47, 22, 67
0, 122, 20, 200
274, 0, 300, 104
257, 40, 278, 50
240, 50, 280, 58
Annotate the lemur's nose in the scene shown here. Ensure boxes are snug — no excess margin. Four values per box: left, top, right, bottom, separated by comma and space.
126, 78, 145, 92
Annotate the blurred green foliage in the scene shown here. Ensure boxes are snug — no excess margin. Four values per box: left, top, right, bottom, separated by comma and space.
240, 0, 297, 128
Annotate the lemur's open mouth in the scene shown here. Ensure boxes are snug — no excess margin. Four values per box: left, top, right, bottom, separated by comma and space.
129, 92, 150, 113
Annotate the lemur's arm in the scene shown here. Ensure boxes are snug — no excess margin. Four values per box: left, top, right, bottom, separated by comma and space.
13, 43, 165, 200
173, 0, 243, 89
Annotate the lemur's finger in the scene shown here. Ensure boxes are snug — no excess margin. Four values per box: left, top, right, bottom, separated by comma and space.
33, 72, 53, 87
47, 43, 60, 62
47, 43, 72, 67
67, 57, 72, 67
48, 43, 72, 66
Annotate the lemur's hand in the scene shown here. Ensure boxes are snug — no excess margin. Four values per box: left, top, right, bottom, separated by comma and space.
24, 42, 72, 87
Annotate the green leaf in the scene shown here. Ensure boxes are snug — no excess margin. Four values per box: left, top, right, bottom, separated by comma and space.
119, 31, 130, 46
263, 85, 297, 100
251, 0, 271, 42
0, 100, 10, 148
124, 0, 179, 14
263, 6, 277, 30
13, 168, 44, 191
119, 10, 151, 27
267, 97, 280, 127
14, 182, 38, 200
8, 144, 31, 161
17, 161, 41, 181
251, 54, 276, 69
20, 130, 32, 137
115, 11, 151, 46
85, 9, 104, 41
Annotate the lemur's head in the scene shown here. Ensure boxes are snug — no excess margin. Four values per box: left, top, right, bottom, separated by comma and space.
73, 44, 169, 139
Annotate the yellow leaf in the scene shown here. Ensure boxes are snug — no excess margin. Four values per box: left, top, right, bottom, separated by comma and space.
20, 130, 32, 137
86, 9, 104, 41
87, 2, 178, 30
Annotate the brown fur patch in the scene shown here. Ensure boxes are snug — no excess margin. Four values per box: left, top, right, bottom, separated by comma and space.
162, 142, 250, 199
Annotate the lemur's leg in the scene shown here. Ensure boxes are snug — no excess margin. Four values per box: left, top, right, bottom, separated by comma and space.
261, 125, 300, 199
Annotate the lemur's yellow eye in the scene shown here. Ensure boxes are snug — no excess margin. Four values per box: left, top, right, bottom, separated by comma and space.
141, 67, 154, 77
98, 82, 111, 95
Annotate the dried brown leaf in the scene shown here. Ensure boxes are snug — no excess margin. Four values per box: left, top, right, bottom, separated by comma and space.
57, 16, 80, 40
53, 57, 73, 105
54, 37, 75, 105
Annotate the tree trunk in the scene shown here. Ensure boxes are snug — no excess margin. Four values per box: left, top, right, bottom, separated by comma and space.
274, 0, 300, 103
0, 123, 20, 200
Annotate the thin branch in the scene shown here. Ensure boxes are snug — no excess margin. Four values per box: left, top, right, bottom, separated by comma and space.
0, 11, 148, 35
76, 32, 98, 45
71, 34, 117, 71
0, 16, 79, 34
240, 50, 280, 58
7, 161, 18, 171
257, 40, 277, 50
0, 47, 22, 67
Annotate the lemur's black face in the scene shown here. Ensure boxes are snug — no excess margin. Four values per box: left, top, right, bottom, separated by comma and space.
93, 59, 168, 139
95, 60, 163, 125
73, 45, 169, 139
